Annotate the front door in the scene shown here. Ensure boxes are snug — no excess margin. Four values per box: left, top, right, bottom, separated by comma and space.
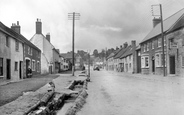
6, 59, 11, 79
19, 61, 22, 79
170, 56, 175, 74
152, 56, 155, 73
26, 59, 30, 78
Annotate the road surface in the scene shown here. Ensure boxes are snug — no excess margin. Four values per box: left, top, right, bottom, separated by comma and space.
77, 70, 184, 115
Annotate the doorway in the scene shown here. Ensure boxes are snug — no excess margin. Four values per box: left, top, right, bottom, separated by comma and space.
26, 59, 30, 78
19, 61, 22, 79
152, 56, 155, 73
6, 59, 11, 79
170, 56, 175, 74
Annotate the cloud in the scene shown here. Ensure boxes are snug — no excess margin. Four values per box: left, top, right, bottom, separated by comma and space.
0, 0, 184, 53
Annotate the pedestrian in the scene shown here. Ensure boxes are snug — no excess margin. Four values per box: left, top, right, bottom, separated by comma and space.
27, 66, 32, 78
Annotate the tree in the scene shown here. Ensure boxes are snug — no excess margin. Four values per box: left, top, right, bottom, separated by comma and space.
93, 49, 98, 57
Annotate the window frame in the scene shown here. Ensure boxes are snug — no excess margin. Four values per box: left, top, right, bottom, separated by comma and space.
6, 36, 9, 47
15, 40, 19, 51
32, 60, 35, 71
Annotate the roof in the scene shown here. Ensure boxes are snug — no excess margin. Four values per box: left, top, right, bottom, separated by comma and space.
114, 48, 128, 59
106, 52, 115, 60
120, 45, 132, 59
60, 52, 77, 59
0, 22, 24, 43
106, 48, 121, 60
140, 8, 184, 44
0, 22, 41, 51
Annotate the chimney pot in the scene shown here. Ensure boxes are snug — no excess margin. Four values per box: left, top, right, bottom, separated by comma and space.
124, 42, 128, 48
17, 21, 19, 25
46, 33, 50, 42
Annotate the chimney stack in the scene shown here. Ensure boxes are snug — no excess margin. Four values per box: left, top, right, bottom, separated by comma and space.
11, 21, 21, 34
116, 46, 119, 50
152, 17, 161, 28
36, 18, 42, 34
46, 33, 50, 42
124, 42, 128, 48
120, 45, 123, 49
131, 40, 136, 47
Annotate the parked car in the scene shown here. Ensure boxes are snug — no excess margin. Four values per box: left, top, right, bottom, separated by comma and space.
93, 66, 100, 71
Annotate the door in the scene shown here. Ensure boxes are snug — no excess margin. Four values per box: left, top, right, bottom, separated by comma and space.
19, 61, 22, 79
170, 56, 175, 74
152, 56, 155, 73
137, 56, 141, 73
6, 59, 11, 79
26, 59, 30, 78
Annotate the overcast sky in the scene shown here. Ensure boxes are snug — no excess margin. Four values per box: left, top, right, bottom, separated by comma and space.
0, 0, 184, 53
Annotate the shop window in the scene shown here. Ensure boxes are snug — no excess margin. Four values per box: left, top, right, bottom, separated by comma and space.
145, 57, 149, 67
0, 58, 3, 76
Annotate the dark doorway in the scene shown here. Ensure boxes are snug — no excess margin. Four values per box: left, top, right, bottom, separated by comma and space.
19, 61, 22, 79
152, 56, 155, 73
49, 66, 52, 74
6, 59, 11, 79
137, 51, 141, 73
26, 59, 30, 78
170, 56, 175, 74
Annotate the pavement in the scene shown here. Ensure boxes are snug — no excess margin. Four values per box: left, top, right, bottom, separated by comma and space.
0, 71, 84, 115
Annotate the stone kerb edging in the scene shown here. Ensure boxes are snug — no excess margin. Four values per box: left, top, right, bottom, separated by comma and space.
65, 80, 88, 115
23, 91, 54, 115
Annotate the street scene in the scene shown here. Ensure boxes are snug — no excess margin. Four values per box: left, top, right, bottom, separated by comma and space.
1, 0, 184, 115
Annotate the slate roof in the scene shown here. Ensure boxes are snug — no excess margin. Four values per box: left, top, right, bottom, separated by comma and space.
60, 52, 77, 59
120, 45, 132, 59
0, 22, 41, 51
106, 48, 121, 60
140, 8, 184, 44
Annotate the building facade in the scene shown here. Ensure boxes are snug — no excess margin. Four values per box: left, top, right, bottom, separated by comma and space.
0, 22, 24, 81
30, 19, 55, 74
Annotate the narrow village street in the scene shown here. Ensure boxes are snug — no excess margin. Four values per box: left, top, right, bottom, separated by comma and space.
77, 69, 184, 115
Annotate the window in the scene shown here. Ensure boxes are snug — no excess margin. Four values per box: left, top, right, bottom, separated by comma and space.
32, 60, 35, 71
145, 57, 149, 67
169, 38, 174, 49
152, 40, 154, 49
15, 40, 19, 51
144, 44, 146, 52
147, 43, 149, 51
6, 36, 9, 47
0, 58, 3, 76
129, 63, 131, 68
129, 55, 131, 60
15, 62, 18, 71
164, 37, 166, 46
158, 38, 161, 47
141, 56, 149, 68
28, 46, 32, 55
155, 54, 160, 67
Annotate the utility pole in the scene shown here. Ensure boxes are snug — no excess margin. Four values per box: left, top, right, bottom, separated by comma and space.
68, 12, 80, 76
87, 50, 91, 78
151, 4, 166, 76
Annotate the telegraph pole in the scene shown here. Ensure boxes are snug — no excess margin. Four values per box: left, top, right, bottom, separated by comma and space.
151, 4, 166, 76
68, 12, 80, 76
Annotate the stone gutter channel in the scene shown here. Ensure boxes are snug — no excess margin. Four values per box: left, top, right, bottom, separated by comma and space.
25, 79, 88, 115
